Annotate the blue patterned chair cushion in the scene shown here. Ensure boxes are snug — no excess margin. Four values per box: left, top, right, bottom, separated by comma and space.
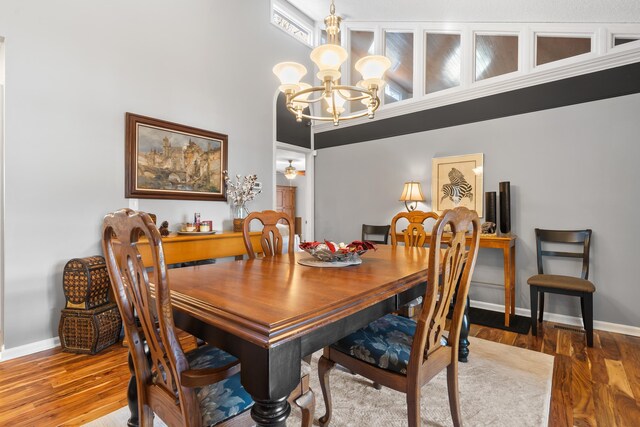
185, 345, 254, 426
331, 313, 417, 375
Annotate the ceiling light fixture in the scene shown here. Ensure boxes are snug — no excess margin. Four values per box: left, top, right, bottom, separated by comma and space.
284, 160, 297, 180
273, 0, 391, 126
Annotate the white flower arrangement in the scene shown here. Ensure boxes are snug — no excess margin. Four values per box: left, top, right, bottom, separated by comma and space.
223, 170, 261, 208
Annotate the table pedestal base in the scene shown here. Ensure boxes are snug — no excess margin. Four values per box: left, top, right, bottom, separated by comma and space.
251, 396, 290, 427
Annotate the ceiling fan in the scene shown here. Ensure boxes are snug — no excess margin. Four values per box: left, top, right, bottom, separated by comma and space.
284, 160, 305, 179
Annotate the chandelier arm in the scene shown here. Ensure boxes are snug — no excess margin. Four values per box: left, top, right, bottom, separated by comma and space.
287, 105, 373, 122
289, 84, 379, 104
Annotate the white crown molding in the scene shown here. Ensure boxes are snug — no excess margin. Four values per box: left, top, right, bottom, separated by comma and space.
0, 336, 60, 362
314, 41, 640, 135
471, 300, 640, 338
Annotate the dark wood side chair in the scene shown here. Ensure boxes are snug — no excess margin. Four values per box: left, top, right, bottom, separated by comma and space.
242, 209, 315, 427
318, 207, 481, 427
361, 224, 391, 244
390, 210, 440, 247
102, 208, 253, 427
527, 228, 595, 347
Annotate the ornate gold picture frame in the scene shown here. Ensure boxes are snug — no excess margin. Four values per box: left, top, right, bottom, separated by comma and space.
125, 113, 228, 201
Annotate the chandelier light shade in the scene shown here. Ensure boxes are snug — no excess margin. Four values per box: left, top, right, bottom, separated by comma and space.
284, 160, 297, 180
273, 0, 391, 126
399, 181, 426, 211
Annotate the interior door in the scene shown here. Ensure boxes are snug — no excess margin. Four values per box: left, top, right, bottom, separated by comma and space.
276, 185, 296, 227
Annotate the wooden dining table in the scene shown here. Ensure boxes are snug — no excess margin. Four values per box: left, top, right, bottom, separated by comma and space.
141, 244, 470, 426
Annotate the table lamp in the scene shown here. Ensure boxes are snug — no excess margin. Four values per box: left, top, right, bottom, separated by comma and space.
399, 181, 425, 211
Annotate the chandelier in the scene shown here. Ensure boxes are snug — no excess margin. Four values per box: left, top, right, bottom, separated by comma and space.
273, 0, 391, 126
284, 160, 297, 180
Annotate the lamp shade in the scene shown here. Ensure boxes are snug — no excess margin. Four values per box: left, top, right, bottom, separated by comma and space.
273, 62, 307, 92
355, 55, 391, 88
310, 44, 348, 71
324, 92, 346, 114
399, 181, 425, 202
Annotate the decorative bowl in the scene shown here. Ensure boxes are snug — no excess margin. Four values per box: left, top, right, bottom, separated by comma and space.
299, 240, 376, 263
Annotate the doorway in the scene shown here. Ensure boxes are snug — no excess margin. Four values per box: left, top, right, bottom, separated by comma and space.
273, 91, 314, 242
0, 38, 5, 354
274, 147, 312, 240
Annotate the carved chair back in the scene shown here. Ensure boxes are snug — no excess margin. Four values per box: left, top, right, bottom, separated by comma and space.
409, 207, 480, 372
102, 208, 200, 426
390, 210, 440, 247
242, 210, 294, 259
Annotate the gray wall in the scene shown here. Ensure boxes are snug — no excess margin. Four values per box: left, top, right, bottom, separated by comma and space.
315, 93, 640, 327
0, 0, 310, 349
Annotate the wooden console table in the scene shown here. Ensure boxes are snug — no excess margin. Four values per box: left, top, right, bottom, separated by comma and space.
396, 232, 517, 326
123, 231, 263, 267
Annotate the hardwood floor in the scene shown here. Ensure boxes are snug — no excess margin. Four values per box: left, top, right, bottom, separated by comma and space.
0, 323, 638, 426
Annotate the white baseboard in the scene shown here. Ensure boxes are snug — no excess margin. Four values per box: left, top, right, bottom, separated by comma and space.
1, 301, 639, 360
0, 336, 60, 361
470, 300, 640, 337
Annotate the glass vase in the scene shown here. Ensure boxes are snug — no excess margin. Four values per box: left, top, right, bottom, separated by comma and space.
233, 204, 248, 232
234, 204, 248, 219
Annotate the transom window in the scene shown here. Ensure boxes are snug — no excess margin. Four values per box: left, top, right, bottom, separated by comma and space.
304, 19, 640, 129
535, 35, 591, 66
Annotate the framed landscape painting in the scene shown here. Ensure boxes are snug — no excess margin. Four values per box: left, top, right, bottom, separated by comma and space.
431, 153, 483, 216
125, 113, 228, 201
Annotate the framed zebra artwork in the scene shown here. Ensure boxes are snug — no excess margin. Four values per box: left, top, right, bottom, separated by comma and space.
431, 153, 484, 216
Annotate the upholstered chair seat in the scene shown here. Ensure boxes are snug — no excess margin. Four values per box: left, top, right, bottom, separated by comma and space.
332, 314, 416, 375
332, 314, 449, 376
527, 274, 595, 293
184, 345, 254, 426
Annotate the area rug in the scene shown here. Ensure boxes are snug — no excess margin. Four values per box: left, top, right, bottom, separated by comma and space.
84, 337, 552, 427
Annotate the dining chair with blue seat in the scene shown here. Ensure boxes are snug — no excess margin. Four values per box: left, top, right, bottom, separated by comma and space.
318, 207, 481, 427
102, 208, 254, 427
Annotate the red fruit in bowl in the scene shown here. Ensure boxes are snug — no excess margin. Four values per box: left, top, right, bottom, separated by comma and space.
324, 240, 336, 252
299, 241, 321, 250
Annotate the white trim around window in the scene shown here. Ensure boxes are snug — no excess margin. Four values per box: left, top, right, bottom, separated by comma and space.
312, 21, 640, 133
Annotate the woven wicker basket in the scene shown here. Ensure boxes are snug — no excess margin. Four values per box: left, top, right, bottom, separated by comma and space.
62, 256, 111, 310
59, 303, 122, 354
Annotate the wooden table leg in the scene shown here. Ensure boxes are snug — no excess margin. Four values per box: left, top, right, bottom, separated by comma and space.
510, 244, 516, 322
243, 341, 300, 426
503, 247, 512, 327
251, 397, 290, 427
458, 295, 471, 363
